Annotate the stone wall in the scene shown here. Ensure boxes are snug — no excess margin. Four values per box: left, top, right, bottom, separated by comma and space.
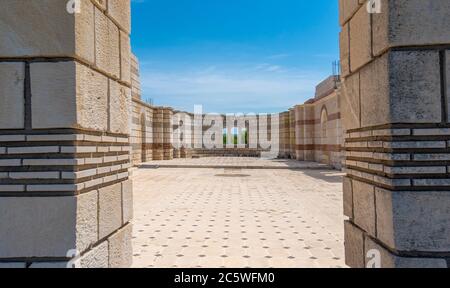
0, 0, 133, 268
340, 0, 450, 268
278, 75, 344, 169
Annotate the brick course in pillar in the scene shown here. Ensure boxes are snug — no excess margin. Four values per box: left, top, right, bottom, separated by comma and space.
0, 0, 133, 268
339, 0, 450, 268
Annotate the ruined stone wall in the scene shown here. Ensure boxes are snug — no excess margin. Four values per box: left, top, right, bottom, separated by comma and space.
340, 0, 449, 268
281, 76, 344, 169
0, 0, 133, 267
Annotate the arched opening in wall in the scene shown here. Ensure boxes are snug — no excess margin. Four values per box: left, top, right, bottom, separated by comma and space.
320, 106, 331, 165
140, 113, 147, 163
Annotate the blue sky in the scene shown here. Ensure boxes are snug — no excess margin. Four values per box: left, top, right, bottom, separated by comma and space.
131, 0, 339, 113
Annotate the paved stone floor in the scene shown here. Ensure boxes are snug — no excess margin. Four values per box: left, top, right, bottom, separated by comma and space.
131, 158, 346, 268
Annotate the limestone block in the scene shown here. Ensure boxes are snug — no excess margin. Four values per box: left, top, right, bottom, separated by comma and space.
344, 220, 365, 268
373, 0, 450, 56
343, 177, 353, 218
341, 72, 360, 131
447, 51, 450, 123
31, 62, 108, 130
364, 236, 448, 268
95, 7, 120, 78
0, 196, 78, 258
120, 30, 131, 84
121, 179, 133, 224
76, 190, 98, 252
107, 0, 131, 33
349, 4, 372, 72
108, 224, 133, 268
80, 241, 109, 268
353, 180, 376, 236
99, 183, 123, 239
0, 0, 94, 62
339, 0, 362, 26
375, 188, 450, 252
109, 80, 131, 134
360, 51, 441, 127
0, 63, 25, 129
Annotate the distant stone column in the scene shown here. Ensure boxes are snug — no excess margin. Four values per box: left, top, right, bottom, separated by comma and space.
289, 108, 296, 159
294, 105, 304, 160
0, 0, 133, 268
152, 108, 164, 160
163, 108, 174, 160
340, 0, 449, 268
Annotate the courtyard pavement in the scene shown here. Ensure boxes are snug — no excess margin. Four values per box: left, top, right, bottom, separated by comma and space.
131, 157, 346, 268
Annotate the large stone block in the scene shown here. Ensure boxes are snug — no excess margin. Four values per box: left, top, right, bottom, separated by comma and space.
80, 241, 109, 268
343, 177, 353, 218
349, 4, 372, 72
361, 51, 441, 127
373, 0, 450, 56
109, 80, 131, 134
0, 196, 78, 258
339, 0, 362, 26
108, 224, 132, 268
339, 23, 350, 77
344, 220, 365, 268
0, 62, 25, 129
121, 179, 133, 224
364, 236, 448, 268
98, 183, 123, 239
120, 30, 131, 85
95, 6, 120, 78
31, 62, 108, 130
375, 188, 450, 252
76, 190, 98, 253
107, 0, 131, 33
352, 180, 376, 236
341, 72, 360, 131
0, 0, 94, 62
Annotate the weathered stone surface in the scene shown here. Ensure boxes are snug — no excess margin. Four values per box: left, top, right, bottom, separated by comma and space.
376, 188, 450, 252
343, 177, 353, 218
0, 197, 77, 258
0, 62, 25, 129
447, 50, 450, 123
361, 51, 441, 127
364, 236, 448, 268
122, 179, 133, 224
108, 224, 133, 268
109, 80, 131, 134
80, 241, 109, 268
99, 183, 123, 239
92, 0, 107, 11
120, 30, 131, 84
374, 0, 450, 55
339, 23, 350, 77
341, 72, 360, 131
107, 0, 131, 33
31, 62, 76, 129
344, 220, 365, 268
95, 6, 120, 78
388, 50, 441, 123
339, 0, 362, 26
352, 180, 376, 236
76, 62, 109, 131
0, 0, 94, 61
76, 190, 98, 253
349, 4, 372, 72
31, 62, 108, 130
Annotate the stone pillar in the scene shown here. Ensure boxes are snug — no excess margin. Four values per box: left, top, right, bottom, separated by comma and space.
303, 105, 315, 161
340, 0, 449, 268
294, 105, 304, 160
0, 0, 133, 268
289, 108, 296, 159
162, 108, 174, 160
152, 108, 164, 160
